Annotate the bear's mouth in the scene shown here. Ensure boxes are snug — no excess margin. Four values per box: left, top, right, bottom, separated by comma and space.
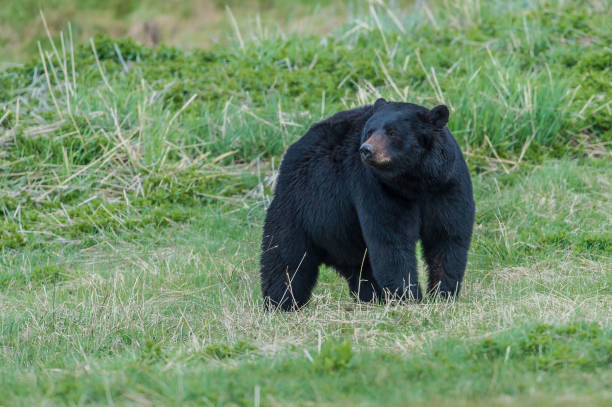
361, 156, 392, 169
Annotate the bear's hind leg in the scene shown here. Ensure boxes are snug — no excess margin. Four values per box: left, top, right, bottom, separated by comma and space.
260, 231, 321, 311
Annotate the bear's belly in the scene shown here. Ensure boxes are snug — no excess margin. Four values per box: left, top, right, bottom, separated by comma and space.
310, 213, 367, 269
289, 164, 366, 268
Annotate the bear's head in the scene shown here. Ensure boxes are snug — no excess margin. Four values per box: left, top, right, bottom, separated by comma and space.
359, 98, 449, 177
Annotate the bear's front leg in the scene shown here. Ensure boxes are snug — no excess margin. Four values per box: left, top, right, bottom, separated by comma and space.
358, 206, 422, 302
421, 236, 470, 298
369, 243, 422, 301
346, 263, 383, 303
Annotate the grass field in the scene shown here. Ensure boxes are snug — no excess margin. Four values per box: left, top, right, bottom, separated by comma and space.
1, 0, 611, 405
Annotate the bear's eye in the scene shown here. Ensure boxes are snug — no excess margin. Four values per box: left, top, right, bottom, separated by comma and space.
366, 129, 374, 136
388, 129, 398, 138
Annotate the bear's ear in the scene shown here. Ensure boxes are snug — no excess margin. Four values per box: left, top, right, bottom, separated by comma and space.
373, 98, 387, 109
426, 105, 449, 128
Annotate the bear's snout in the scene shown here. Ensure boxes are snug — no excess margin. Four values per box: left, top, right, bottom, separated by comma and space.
360, 132, 391, 167
359, 144, 374, 161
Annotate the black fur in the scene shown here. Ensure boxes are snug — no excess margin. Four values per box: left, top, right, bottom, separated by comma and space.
260, 99, 475, 311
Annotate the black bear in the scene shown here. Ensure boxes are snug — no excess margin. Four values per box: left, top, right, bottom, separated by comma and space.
260, 98, 475, 310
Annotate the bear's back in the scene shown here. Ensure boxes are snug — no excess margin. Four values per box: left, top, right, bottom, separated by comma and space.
279, 104, 374, 182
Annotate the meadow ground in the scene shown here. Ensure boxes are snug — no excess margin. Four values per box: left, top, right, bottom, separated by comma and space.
1, 0, 611, 405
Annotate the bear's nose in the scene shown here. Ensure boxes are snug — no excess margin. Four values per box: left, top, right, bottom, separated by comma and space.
359, 144, 374, 161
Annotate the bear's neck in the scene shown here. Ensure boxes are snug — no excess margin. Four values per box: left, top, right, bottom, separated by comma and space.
380, 174, 426, 200
382, 144, 458, 198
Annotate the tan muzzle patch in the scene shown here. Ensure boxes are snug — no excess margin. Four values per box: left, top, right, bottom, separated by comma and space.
363, 132, 391, 165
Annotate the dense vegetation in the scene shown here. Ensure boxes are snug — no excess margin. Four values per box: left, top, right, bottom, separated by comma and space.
0, 0, 610, 405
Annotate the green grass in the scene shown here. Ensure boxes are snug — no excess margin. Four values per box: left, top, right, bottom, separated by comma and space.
1, 158, 611, 405
0, 0, 353, 64
0, 0, 611, 405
